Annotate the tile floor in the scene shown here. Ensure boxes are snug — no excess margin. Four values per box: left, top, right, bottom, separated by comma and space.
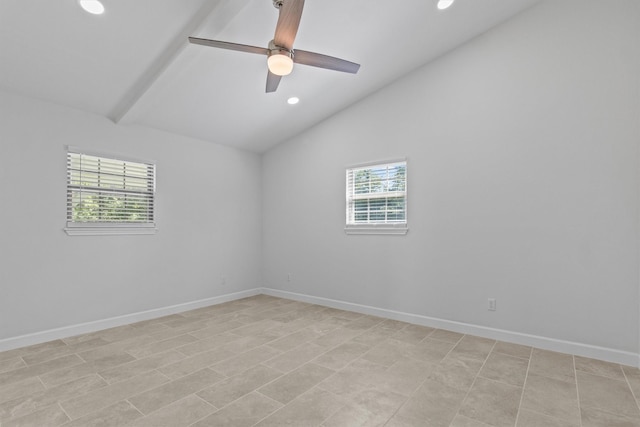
0, 295, 639, 426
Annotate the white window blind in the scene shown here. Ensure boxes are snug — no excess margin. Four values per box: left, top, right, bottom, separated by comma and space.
65, 147, 156, 235
346, 160, 407, 235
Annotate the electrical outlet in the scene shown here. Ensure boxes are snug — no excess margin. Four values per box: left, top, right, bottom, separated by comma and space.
221, 276, 226, 285
488, 298, 496, 311
287, 273, 292, 282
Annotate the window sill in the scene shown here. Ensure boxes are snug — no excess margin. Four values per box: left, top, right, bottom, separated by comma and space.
64, 226, 157, 236
344, 225, 408, 235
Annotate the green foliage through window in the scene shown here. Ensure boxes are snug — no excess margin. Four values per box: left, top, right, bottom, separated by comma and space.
66, 151, 155, 225
347, 161, 406, 225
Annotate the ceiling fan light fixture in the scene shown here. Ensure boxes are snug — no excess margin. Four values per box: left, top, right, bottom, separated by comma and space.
267, 53, 294, 76
437, 0, 455, 10
78, 0, 105, 15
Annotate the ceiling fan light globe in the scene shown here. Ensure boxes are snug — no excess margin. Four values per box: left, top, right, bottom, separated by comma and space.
79, 0, 105, 14
268, 54, 294, 76
437, 0, 455, 10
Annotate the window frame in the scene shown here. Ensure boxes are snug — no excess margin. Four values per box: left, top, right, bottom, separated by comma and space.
345, 158, 408, 235
64, 146, 157, 236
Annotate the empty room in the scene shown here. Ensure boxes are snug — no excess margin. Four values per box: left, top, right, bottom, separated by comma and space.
1, 0, 639, 425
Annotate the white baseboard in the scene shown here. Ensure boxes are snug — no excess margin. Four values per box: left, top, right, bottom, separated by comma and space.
0, 288, 262, 353
2, 286, 637, 368
261, 287, 639, 368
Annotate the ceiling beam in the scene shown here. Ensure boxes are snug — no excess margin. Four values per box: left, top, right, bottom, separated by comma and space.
110, 0, 252, 124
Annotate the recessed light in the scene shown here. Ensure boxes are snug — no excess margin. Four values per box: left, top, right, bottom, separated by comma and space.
437, 0, 455, 10
79, 0, 105, 15
287, 97, 300, 105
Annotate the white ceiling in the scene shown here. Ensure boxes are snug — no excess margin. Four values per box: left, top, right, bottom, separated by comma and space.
0, 0, 541, 152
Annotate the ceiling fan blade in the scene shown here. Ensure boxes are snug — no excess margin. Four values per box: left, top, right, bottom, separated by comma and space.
293, 49, 360, 74
266, 70, 282, 93
188, 37, 269, 56
273, 0, 305, 50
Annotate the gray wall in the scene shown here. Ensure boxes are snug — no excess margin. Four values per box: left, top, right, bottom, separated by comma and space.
262, 0, 640, 354
0, 92, 263, 340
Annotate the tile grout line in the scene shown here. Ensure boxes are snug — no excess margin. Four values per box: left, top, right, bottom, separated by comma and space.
621, 366, 640, 415
450, 339, 498, 426
573, 355, 584, 427
513, 346, 533, 427
382, 331, 466, 426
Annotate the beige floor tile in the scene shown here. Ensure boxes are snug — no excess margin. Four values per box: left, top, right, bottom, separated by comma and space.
212, 345, 281, 377
1, 403, 70, 427
60, 370, 169, 419
428, 355, 484, 392
77, 335, 157, 362
63, 400, 143, 427
342, 315, 383, 332
189, 320, 245, 339
317, 360, 388, 401
448, 336, 495, 363
580, 406, 640, 427
493, 341, 532, 359
528, 349, 575, 383
479, 352, 529, 387
254, 387, 343, 427
39, 352, 136, 387
520, 373, 580, 423
306, 317, 352, 335
397, 378, 467, 425
158, 346, 236, 380
577, 370, 640, 420
361, 339, 412, 367
258, 362, 334, 404
0, 340, 67, 363
391, 324, 435, 345
429, 329, 465, 343
197, 364, 282, 409
450, 414, 494, 426
129, 394, 216, 426
351, 328, 396, 347
516, 408, 580, 427
312, 327, 362, 348
98, 349, 186, 384
403, 338, 456, 363
0, 354, 84, 387
321, 404, 376, 427
263, 342, 328, 373
0, 374, 106, 421
333, 388, 406, 424
128, 368, 223, 415
574, 355, 626, 381
313, 342, 370, 371
267, 328, 324, 352
377, 357, 435, 396
21, 337, 109, 366
0, 377, 44, 405
0, 357, 26, 374
127, 334, 198, 359
192, 392, 282, 427
384, 414, 430, 426
230, 320, 283, 337
174, 332, 242, 357
458, 377, 522, 427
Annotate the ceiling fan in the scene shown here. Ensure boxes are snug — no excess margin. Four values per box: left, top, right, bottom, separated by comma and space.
188, 0, 360, 93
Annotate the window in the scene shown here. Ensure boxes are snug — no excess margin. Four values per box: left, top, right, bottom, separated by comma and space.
345, 160, 407, 235
65, 147, 156, 235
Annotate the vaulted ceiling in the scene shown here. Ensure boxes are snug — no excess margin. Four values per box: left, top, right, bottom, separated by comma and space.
0, 0, 541, 152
